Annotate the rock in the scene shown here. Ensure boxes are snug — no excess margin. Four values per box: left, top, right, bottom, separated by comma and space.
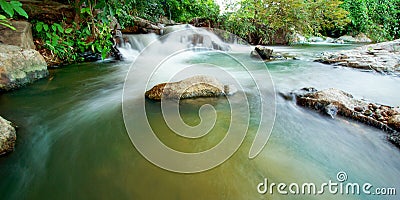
0, 44, 48, 91
251, 48, 296, 61
109, 16, 121, 31
292, 88, 400, 147
78, 51, 102, 62
0, 21, 35, 49
250, 50, 259, 58
190, 17, 212, 28
145, 75, 235, 100
337, 34, 372, 43
21, 1, 74, 25
370, 103, 379, 110
364, 109, 373, 116
122, 17, 162, 35
279, 92, 295, 101
355, 33, 372, 43
354, 106, 364, 112
159, 16, 177, 25
388, 133, 400, 148
291, 33, 307, 44
338, 35, 358, 43
325, 37, 335, 43
388, 115, 400, 130
0, 116, 16, 155
251, 46, 273, 60
316, 39, 400, 75
224, 85, 237, 96
301, 87, 318, 93
308, 36, 324, 43
334, 39, 344, 44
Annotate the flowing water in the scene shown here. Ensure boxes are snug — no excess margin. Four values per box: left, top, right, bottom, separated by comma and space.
0, 27, 399, 199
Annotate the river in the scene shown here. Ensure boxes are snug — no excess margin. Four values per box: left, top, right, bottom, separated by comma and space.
0, 27, 399, 199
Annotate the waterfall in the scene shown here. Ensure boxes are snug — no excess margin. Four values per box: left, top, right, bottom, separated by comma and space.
115, 33, 158, 61
117, 25, 247, 60
124, 33, 160, 52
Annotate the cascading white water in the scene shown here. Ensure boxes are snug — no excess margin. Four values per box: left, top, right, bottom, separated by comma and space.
117, 24, 243, 61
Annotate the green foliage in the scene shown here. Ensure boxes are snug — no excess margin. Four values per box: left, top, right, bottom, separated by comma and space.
166, 0, 220, 23
0, 0, 28, 30
307, 0, 350, 36
219, 0, 350, 44
97, 0, 220, 28
0, 0, 28, 18
34, 20, 112, 63
341, 0, 400, 42
0, 14, 14, 30
32, 0, 115, 64
89, 0, 165, 28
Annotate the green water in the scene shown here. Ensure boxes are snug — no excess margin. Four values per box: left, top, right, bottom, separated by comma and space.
0, 44, 399, 199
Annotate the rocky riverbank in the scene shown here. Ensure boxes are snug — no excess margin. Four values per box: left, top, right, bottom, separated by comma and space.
0, 116, 16, 155
316, 39, 400, 75
282, 88, 400, 147
291, 33, 372, 44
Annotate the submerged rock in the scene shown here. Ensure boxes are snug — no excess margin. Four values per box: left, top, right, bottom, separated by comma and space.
0, 44, 48, 91
288, 88, 400, 147
316, 39, 400, 75
145, 75, 236, 101
0, 116, 16, 155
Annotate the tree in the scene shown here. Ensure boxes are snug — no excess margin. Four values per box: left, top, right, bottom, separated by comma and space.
341, 0, 400, 41
220, 0, 350, 44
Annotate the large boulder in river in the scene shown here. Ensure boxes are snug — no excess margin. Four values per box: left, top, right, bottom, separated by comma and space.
289, 88, 400, 147
251, 46, 273, 60
0, 44, 48, 91
0, 21, 36, 49
145, 75, 236, 100
0, 116, 16, 155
